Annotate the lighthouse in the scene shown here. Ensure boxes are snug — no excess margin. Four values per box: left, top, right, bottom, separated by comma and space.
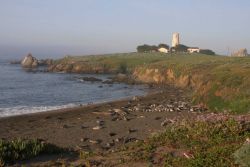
172, 33, 180, 47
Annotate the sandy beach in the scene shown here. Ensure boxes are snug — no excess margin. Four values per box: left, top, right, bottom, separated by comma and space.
0, 84, 197, 153
1, 82, 250, 166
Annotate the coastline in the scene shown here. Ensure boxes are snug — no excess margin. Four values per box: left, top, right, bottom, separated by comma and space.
0, 97, 134, 121
0, 96, 137, 120
0, 85, 197, 150
2, 58, 250, 166
0, 86, 157, 120
0, 62, 149, 118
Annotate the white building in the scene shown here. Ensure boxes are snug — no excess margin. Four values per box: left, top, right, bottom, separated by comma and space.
158, 47, 169, 53
188, 47, 200, 53
231, 48, 248, 57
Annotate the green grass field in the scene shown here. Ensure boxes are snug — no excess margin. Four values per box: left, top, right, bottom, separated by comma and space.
54, 52, 250, 114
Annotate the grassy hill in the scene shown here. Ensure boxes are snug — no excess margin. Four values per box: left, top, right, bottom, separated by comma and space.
51, 52, 250, 114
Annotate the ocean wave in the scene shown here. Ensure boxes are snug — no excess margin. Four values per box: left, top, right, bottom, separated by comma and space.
0, 104, 79, 118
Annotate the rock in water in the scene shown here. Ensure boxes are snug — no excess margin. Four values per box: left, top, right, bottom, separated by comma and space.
75, 76, 102, 82
21, 53, 38, 68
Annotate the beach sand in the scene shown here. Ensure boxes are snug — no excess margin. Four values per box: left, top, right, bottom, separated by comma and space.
0, 84, 200, 165
0, 84, 196, 148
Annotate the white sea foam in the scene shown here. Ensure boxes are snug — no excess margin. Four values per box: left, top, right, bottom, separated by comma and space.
0, 104, 79, 118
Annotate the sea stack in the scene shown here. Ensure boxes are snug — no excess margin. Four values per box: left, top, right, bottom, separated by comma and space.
21, 53, 38, 68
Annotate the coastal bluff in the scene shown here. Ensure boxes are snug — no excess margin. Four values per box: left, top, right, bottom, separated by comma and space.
45, 52, 250, 113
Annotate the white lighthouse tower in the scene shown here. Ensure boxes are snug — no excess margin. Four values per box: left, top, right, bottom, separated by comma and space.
172, 33, 180, 47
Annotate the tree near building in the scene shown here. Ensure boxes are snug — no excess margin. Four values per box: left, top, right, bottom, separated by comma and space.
137, 44, 158, 53
200, 49, 215, 55
137, 45, 149, 53
158, 44, 169, 49
173, 44, 189, 52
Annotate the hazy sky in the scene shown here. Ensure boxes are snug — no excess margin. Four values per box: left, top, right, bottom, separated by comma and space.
0, 0, 249, 58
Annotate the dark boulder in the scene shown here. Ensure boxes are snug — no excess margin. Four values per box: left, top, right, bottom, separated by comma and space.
76, 76, 102, 82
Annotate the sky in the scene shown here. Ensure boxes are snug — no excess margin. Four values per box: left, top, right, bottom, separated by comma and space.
0, 0, 250, 59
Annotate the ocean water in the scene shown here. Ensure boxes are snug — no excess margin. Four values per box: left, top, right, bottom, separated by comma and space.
0, 58, 147, 118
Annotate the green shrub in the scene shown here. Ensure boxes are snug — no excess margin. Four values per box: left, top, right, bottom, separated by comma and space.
158, 43, 169, 49
234, 143, 250, 167
126, 120, 250, 167
172, 44, 189, 52
118, 62, 128, 74
137, 44, 158, 53
200, 49, 215, 55
79, 151, 94, 160
0, 139, 63, 165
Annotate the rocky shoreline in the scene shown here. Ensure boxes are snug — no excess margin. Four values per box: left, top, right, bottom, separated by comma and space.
0, 86, 196, 157
1, 82, 249, 166
4, 53, 250, 166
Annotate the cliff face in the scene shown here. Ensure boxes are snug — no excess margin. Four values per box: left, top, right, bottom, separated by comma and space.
133, 68, 193, 88
132, 66, 243, 113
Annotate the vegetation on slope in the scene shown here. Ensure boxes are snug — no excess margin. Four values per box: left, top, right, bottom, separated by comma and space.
51, 52, 168, 73
2, 121, 249, 166
121, 120, 250, 167
140, 54, 250, 113
0, 139, 63, 165
51, 52, 250, 114
72, 120, 249, 167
